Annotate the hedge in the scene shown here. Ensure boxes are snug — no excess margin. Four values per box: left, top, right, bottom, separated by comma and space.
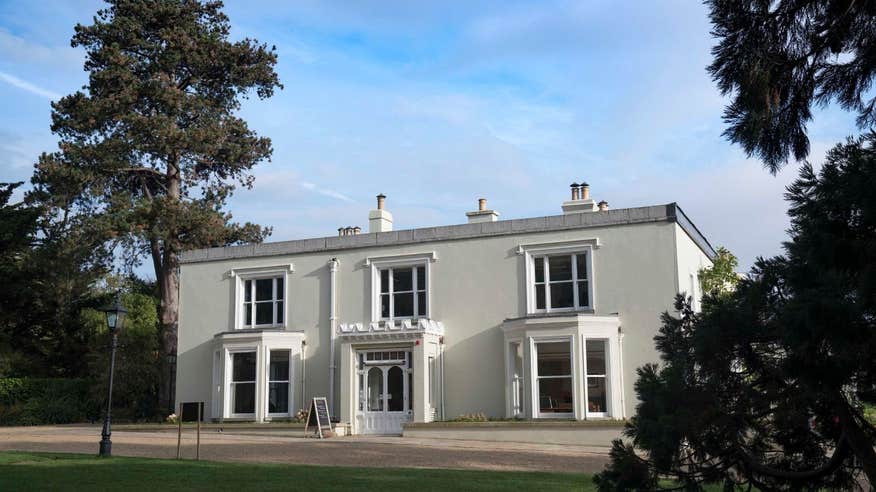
0, 378, 99, 426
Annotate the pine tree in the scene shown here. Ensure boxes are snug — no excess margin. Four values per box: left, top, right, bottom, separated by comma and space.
30, 0, 281, 409
708, 0, 876, 171
594, 134, 876, 490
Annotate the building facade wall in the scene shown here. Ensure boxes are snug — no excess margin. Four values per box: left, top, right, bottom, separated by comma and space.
177, 216, 705, 423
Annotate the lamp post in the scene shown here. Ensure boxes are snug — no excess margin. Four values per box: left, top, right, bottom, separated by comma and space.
98, 293, 127, 457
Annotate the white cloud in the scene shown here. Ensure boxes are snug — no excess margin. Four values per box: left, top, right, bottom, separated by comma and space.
0, 71, 61, 100
299, 181, 354, 202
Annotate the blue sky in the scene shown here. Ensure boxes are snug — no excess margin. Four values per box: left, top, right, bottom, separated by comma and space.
0, 0, 862, 274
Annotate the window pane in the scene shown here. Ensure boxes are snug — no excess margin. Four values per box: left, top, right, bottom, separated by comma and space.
534, 258, 544, 283
255, 302, 273, 325
381, 294, 390, 318
276, 301, 284, 324
538, 377, 573, 413
367, 367, 383, 411
417, 266, 426, 290
270, 351, 289, 381
536, 341, 571, 376
268, 382, 289, 413
536, 284, 546, 310
394, 292, 414, 317
276, 277, 284, 300
244, 303, 252, 326
587, 377, 607, 413
255, 278, 273, 301
393, 268, 413, 292
232, 352, 256, 382
549, 255, 573, 281
417, 292, 426, 317
577, 281, 589, 308
244, 280, 252, 302
576, 253, 588, 280
380, 269, 389, 293
586, 340, 606, 375
550, 282, 574, 308
387, 366, 404, 411
233, 382, 255, 414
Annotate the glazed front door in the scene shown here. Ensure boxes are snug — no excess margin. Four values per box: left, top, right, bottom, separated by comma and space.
357, 350, 411, 434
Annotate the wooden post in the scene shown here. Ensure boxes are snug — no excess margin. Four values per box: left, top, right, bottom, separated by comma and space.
176, 402, 182, 459
196, 402, 201, 460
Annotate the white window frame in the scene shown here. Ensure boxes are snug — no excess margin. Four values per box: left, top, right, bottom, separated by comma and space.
518, 240, 598, 315
226, 348, 258, 419
582, 338, 609, 418
378, 265, 427, 321
229, 265, 292, 330
265, 348, 292, 418
506, 339, 525, 417
530, 335, 577, 419
367, 253, 435, 323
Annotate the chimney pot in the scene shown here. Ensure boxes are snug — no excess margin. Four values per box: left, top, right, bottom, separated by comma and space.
478, 198, 487, 211
570, 183, 580, 201
353, 226, 361, 234
580, 182, 590, 200
369, 194, 393, 232
338, 227, 344, 237
598, 200, 609, 211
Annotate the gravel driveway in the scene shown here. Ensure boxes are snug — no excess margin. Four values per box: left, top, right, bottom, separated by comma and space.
0, 425, 610, 474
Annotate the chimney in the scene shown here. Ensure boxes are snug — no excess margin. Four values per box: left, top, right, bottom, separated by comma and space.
466, 197, 499, 223
353, 226, 361, 235
369, 194, 393, 233
597, 200, 609, 211
562, 180, 598, 214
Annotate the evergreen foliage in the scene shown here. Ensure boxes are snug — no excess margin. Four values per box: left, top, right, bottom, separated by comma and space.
594, 135, 876, 490
28, 0, 282, 408
708, 0, 876, 171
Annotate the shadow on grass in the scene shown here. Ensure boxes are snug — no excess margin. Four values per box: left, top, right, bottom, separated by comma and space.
0, 451, 595, 491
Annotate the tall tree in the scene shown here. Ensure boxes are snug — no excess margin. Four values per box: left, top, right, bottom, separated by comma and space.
31, 0, 281, 409
708, 0, 876, 172
697, 246, 739, 297
594, 135, 876, 490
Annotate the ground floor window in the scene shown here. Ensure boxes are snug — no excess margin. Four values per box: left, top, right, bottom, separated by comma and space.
231, 352, 256, 415
535, 340, 574, 416
585, 340, 607, 415
509, 341, 524, 416
358, 350, 412, 413
268, 350, 290, 415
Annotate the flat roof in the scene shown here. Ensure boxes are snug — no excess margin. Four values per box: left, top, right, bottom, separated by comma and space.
179, 202, 716, 264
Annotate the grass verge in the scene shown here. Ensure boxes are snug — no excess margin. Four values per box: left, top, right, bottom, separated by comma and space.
0, 451, 594, 491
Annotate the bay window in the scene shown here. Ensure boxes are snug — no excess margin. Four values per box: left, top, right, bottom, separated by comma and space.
585, 340, 608, 416
268, 350, 290, 415
231, 352, 256, 415
535, 340, 574, 416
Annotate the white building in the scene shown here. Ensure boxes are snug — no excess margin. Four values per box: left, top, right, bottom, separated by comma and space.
175, 183, 713, 435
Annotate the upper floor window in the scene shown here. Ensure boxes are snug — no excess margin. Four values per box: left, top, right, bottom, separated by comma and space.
379, 266, 427, 320
533, 252, 590, 312
243, 277, 284, 327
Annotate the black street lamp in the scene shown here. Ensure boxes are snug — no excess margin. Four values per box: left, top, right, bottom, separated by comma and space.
98, 293, 127, 457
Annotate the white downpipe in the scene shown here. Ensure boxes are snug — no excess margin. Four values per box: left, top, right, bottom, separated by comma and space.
618, 328, 626, 419
301, 341, 307, 411
439, 341, 446, 420
328, 258, 339, 419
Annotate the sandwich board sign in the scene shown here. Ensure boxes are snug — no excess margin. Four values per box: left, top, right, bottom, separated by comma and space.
304, 397, 333, 438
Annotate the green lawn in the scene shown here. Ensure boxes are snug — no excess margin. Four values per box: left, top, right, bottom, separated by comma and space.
0, 451, 594, 491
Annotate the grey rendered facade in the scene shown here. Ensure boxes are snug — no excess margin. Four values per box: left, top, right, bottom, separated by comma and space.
176, 192, 714, 435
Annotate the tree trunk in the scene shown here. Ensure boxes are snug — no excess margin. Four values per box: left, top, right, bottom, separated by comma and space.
157, 159, 182, 414
835, 400, 876, 486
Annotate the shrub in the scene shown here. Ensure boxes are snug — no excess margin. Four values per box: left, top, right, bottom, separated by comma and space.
0, 378, 98, 425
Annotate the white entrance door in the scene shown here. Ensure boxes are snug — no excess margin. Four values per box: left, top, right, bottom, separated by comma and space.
356, 350, 411, 435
